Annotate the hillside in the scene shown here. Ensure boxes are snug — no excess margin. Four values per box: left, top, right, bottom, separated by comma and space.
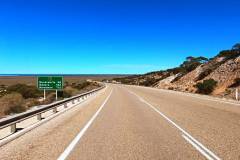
113, 43, 240, 99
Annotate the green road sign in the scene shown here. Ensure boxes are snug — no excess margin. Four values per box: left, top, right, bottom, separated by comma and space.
38, 76, 63, 90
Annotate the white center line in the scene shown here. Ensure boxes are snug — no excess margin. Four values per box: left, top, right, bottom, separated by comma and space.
57, 89, 113, 160
128, 90, 221, 160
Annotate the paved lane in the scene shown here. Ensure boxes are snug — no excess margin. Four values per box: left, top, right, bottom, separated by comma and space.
64, 85, 204, 160
124, 85, 240, 160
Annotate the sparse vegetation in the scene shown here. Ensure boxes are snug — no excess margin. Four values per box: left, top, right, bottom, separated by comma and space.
0, 93, 25, 117
232, 43, 240, 51
114, 56, 208, 87
195, 79, 218, 94
63, 86, 79, 98
139, 78, 160, 86
229, 78, 240, 88
217, 50, 240, 60
7, 84, 41, 99
74, 81, 91, 90
179, 56, 208, 74
0, 81, 101, 118
197, 68, 213, 81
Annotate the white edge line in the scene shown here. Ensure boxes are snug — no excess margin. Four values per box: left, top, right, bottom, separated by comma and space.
182, 134, 214, 160
127, 90, 221, 160
57, 89, 113, 160
130, 85, 240, 106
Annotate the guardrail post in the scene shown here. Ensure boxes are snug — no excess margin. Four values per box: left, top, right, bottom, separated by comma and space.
37, 114, 42, 120
64, 103, 67, 108
10, 123, 17, 133
72, 100, 75, 104
53, 107, 57, 113
236, 88, 239, 101
78, 98, 80, 102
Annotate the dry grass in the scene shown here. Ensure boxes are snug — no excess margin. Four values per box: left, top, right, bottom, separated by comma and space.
63, 86, 79, 97
0, 93, 25, 118
0, 76, 110, 118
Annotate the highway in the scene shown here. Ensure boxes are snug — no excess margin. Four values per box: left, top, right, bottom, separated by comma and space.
0, 84, 240, 160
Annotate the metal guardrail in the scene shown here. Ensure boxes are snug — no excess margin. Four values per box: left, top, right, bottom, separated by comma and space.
0, 85, 105, 133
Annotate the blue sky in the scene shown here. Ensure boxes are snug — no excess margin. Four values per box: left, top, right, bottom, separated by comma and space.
0, 0, 239, 74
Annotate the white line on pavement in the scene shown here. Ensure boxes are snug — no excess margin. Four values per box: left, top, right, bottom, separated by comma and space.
57, 89, 113, 160
130, 85, 240, 106
182, 134, 215, 160
128, 90, 221, 160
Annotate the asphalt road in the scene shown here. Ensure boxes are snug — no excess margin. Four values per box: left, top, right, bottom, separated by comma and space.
1, 84, 240, 160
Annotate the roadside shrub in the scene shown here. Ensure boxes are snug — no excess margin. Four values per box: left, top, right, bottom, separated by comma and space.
197, 68, 213, 81
42, 92, 56, 104
0, 93, 25, 116
7, 84, 41, 99
23, 98, 41, 108
139, 78, 160, 86
229, 78, 240, 88
63, 86, 79, 98
75, 81, 91, 90
195, 79, 218, 94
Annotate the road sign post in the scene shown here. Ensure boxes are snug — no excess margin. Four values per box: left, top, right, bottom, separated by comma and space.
56, 90, 58, 101
38, 76, 63, 101
44, 89, 46, 100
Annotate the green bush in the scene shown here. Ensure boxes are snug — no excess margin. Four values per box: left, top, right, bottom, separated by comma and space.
7, 84, 41, 99
195, 79, 218, 94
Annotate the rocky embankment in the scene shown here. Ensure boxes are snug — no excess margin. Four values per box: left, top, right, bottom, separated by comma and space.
155, 52, 240, 99
114, 43, 240, 100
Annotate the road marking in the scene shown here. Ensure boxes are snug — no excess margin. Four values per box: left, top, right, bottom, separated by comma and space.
182, 134, 215, 160
128, 90, 221, 160
130, 85, 240, 106
57, 89, 113, 160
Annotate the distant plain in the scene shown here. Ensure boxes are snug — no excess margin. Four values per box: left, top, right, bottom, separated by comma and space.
0, 75, 126, 86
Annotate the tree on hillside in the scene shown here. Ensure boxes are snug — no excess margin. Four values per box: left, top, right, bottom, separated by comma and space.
186, 56, 194, 61
180, 56, 208, 73
232, 43, 240, 51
